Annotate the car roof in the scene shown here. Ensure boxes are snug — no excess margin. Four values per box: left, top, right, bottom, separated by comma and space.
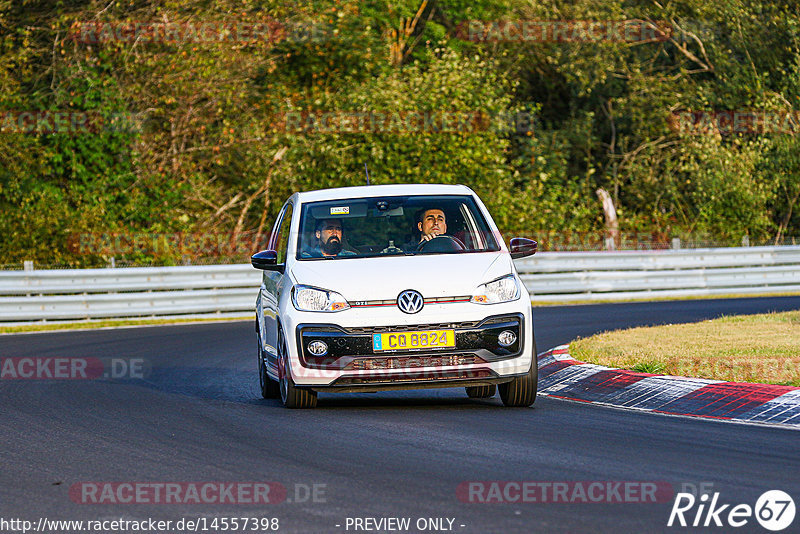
294, 184, 476, 203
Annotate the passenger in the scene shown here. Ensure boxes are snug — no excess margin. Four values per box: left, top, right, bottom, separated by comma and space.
304, 219, 356, 257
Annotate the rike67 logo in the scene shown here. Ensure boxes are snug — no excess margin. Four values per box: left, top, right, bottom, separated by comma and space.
668, 489, 795, 531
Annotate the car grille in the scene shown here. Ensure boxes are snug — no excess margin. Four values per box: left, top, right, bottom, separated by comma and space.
344, 353, 485, 371
349, 296, 471, 308
344, 320, 481, 334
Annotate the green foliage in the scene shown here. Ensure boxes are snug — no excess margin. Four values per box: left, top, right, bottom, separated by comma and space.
2, 0, 800, 266
271, 48, 527, 229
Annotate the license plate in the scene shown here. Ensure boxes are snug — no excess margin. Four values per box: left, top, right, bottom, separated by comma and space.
372, 329, 455, 352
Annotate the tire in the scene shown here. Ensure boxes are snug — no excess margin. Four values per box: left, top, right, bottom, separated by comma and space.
277, 327, 317, 409
465, 384, 496, 398
499, 349, 538, 408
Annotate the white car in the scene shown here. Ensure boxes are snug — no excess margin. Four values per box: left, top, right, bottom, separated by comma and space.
251, 184, 538, 408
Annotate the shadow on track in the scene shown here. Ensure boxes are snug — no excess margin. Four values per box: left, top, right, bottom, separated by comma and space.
122, 366, 519, 410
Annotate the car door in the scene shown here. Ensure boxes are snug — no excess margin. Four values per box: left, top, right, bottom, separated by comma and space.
261, 201, 293, 372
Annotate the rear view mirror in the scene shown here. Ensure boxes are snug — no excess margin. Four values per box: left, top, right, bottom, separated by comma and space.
509, 238, 537, 259
251, 250, 284, 272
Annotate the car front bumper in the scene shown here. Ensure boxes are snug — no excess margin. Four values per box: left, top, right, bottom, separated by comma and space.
281, 301, 535, 389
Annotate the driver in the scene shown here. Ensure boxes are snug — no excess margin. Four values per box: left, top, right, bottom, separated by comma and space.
416, 208, 447, 243
304, 218, 356, 257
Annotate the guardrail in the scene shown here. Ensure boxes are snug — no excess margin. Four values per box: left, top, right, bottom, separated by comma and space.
0, 265, 260, 322
516, 245, 800, 302
2, 245, 799, 321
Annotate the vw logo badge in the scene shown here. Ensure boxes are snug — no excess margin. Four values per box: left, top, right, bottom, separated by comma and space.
397, 290, 424, 314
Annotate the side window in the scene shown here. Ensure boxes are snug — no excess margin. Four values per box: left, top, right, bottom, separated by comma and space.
275, 203, 293, 264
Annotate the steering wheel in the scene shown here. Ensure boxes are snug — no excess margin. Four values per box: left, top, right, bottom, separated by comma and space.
415, 235, 467, 253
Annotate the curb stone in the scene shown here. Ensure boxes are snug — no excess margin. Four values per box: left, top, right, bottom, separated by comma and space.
537, 345, 800, 428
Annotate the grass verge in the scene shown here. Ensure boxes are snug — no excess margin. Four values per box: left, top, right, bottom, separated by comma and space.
570, 311, 800, 386
0, 316, 251, 335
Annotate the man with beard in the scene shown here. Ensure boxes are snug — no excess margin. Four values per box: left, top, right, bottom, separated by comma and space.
305, 218, 357, 258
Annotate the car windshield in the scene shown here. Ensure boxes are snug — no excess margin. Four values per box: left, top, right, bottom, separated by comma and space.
296, 195, 500, 260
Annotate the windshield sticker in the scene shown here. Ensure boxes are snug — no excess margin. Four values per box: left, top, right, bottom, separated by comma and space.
330, 206, 350, 215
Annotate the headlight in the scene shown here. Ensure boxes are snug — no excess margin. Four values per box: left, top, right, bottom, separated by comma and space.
471, 274, 520, 304
292, 285, 350, 312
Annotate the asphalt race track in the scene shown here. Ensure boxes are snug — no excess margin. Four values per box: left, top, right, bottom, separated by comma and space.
1, 296, 799, 534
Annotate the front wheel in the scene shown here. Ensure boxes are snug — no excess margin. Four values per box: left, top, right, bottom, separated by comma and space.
277, 328, 317, 409
499, 353, 538, 407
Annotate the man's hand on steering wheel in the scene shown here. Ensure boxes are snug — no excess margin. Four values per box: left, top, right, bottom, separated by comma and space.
415, 234, 466, 252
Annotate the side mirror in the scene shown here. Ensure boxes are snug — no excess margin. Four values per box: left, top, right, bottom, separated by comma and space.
251, 250, 284, 272
509, 238, 537, 259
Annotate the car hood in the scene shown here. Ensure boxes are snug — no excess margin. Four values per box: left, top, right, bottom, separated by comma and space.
290, 252, 513, 301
